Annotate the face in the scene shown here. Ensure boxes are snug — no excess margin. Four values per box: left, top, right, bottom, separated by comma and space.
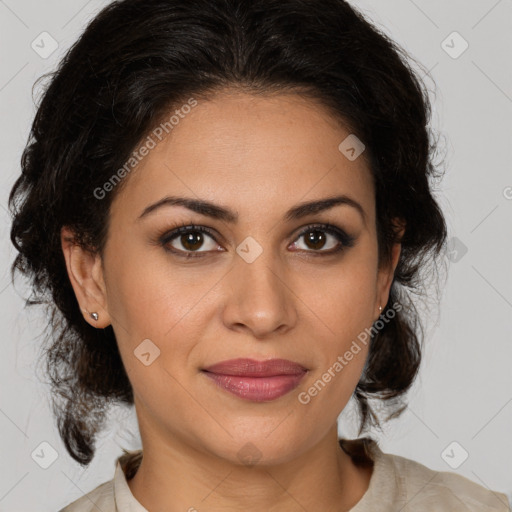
64, 90, 399, 466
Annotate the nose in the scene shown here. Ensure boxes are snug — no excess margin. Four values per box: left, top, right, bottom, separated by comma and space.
221, 248, 298, 339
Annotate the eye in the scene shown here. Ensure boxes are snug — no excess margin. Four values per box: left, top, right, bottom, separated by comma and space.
290, 223, 355, 254
159, 225, 221, 258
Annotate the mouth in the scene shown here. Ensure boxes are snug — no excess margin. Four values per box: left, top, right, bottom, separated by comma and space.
201, 358, 308, 402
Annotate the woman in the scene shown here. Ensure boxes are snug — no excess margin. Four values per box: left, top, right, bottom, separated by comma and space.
9, 0, 509, 510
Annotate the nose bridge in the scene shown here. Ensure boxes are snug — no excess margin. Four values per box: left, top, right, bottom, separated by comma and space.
223, 236, 296, 336
238, 248, 283, 297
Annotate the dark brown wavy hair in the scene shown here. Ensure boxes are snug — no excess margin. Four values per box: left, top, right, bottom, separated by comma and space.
9, 0, 447, 465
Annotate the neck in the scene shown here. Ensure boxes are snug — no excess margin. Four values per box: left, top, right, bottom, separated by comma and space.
127, 424, 372, 512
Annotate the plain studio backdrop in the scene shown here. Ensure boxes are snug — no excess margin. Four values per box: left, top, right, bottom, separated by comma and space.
0, 1, 511, 510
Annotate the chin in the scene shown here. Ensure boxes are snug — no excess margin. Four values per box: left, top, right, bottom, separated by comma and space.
202, 429, 311, 468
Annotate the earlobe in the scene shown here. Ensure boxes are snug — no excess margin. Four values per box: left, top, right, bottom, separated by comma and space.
377, 219, 405, 310
60, 226, 111, 328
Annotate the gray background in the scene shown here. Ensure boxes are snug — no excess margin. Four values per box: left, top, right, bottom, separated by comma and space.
1, 0, 511, 510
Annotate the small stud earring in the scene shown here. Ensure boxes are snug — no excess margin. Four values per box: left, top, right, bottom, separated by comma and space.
90, 312, 99, 321
379, 305, 382, 313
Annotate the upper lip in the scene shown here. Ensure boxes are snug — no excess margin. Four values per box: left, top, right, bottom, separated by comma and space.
202, 358, 308, 377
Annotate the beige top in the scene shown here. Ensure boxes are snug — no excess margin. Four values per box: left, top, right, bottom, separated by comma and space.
59, 437, 510, 511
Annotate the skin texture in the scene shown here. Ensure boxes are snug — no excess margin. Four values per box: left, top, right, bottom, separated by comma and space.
61, 90, 401, 511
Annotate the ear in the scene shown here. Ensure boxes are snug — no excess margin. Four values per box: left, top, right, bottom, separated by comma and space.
60, 226, 111, 328
375, 219, 405, 318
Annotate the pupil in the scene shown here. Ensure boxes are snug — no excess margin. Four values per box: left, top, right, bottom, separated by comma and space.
182, 232, 203, 251
306, 230, 325, 250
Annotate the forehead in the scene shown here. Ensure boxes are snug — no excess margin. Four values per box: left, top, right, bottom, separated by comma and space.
110, 91, 375, 225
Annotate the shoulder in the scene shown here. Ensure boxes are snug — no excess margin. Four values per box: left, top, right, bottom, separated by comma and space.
57, 449, 143, 512
57, 477, 115, 512
380, 446, 510, 511
340, 437, 510, 512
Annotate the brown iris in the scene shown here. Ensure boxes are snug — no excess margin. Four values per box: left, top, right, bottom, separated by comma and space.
180, 232, 204, 251
304, 230, 327, 250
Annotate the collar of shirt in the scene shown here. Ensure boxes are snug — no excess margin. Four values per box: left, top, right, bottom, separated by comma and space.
113, 458, 148, 512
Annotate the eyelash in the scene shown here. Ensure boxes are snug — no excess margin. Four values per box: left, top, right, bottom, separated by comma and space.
157, 223, 356, 259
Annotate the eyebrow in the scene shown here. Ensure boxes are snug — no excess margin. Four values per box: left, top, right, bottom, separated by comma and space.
137, 194, 366, 224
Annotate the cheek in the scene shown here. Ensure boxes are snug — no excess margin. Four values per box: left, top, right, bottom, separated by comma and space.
104, 249, 239, 391
104, 237, 213, 337
295, 246, 378, 405
301, 246, 379, 335
106, 261, 208, 414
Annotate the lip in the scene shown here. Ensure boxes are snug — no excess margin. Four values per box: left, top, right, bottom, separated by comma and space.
203, 358, 308, 376
202, 358, 308, 402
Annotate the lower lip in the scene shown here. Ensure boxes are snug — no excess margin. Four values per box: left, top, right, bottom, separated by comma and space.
202, 371, 306, 402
